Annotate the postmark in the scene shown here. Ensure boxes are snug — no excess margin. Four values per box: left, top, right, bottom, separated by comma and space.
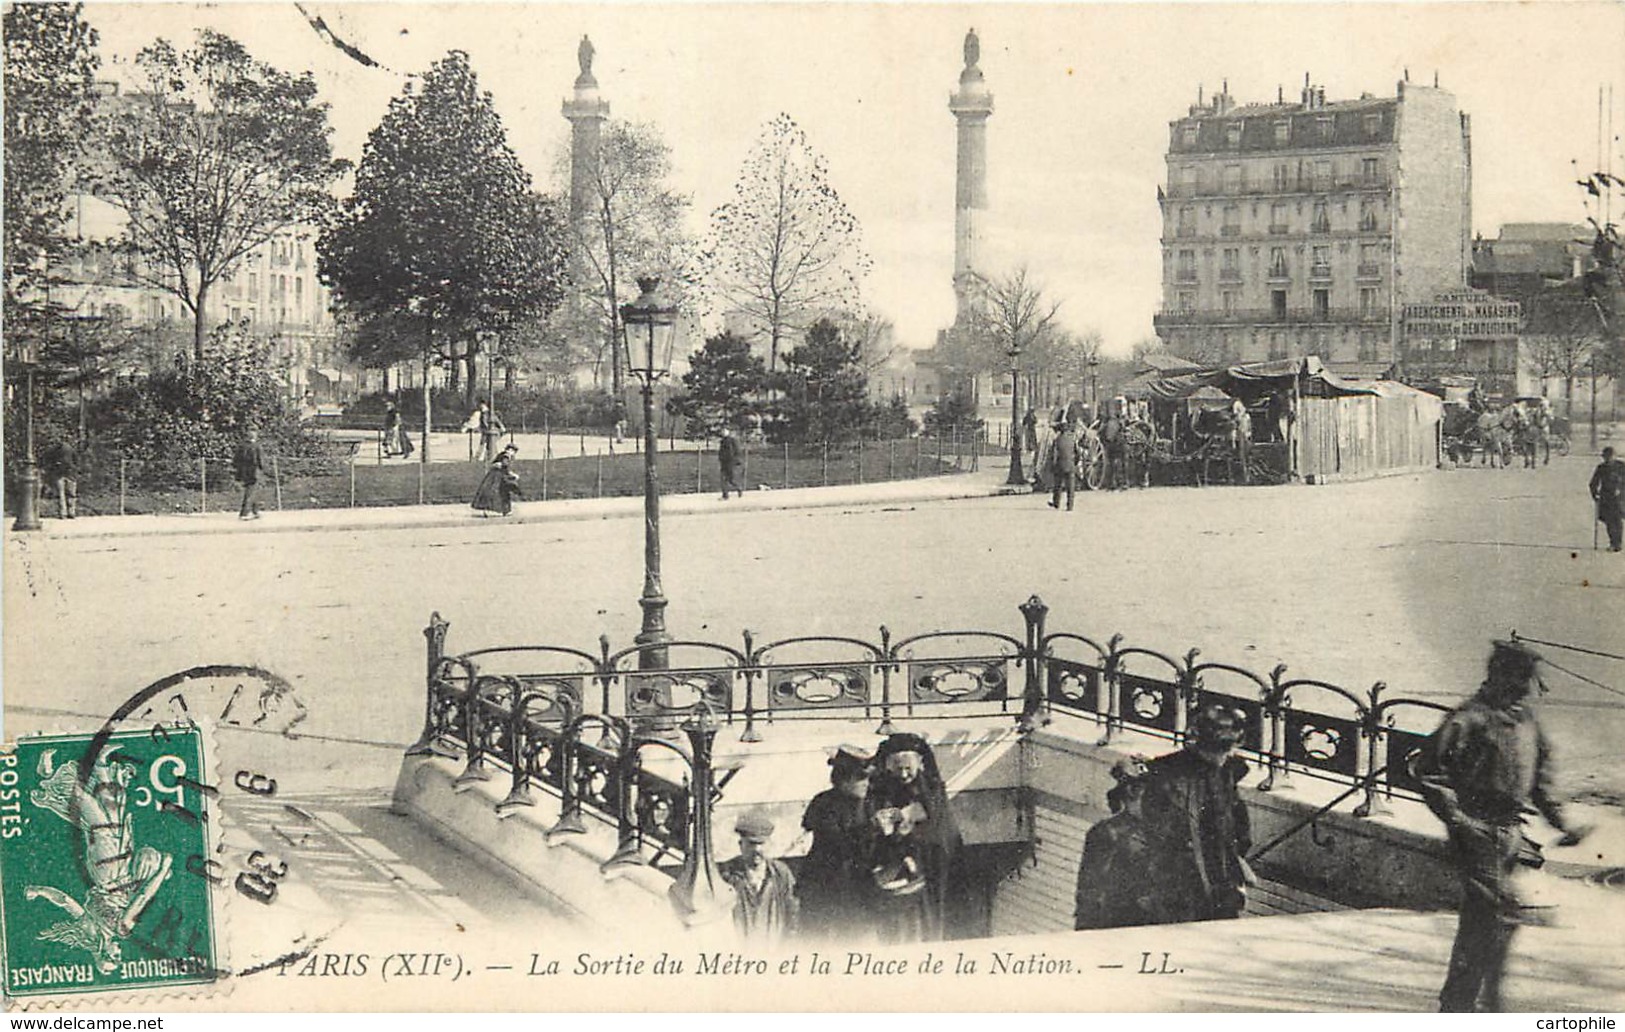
0, 727, 218, 999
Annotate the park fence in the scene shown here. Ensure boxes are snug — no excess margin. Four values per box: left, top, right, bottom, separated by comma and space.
76, 428, 997, 516
408, 596, 1454, 887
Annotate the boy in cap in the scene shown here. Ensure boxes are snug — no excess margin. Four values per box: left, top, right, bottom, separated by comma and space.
798, 745, 875, 940
719, 811, 798, 943
1138, 703, 1254, 924
1417, 640, 1589, 1012
1075, 755, 1153, 930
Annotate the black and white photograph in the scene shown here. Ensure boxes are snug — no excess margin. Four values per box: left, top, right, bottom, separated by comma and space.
3, 0, 1624, 1016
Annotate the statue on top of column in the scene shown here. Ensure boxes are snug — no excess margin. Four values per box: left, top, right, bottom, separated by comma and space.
578, 35, 595, 79
963, 28, 979, 69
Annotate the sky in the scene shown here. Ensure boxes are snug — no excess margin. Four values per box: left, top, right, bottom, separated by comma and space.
82, 2, 1625, 357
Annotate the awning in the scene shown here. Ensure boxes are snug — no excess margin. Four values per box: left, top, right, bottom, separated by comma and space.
1139, 356, 1374, 401
309, 367, 342, 381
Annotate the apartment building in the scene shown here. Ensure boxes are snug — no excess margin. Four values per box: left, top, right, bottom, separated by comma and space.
1153, 77, 1473, 372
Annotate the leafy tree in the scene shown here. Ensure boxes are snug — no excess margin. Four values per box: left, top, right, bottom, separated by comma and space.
706, 113, 870, 373
773, 318, 872, 445
3, 1, 99, 301
319, 50, 570, 457
923, 388, 982, 436
567, 120, 694, 397
96, 29, 346, 363
675, 331, 766, 434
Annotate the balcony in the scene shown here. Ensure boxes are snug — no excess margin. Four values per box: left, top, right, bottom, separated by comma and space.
1268, 223, 1290, 235
1174, 226, 1199, 239
1309, 263, 1333, 280
1163, 172, 1390, 201
1358, 217, 1380, 232
1153, 306, 1388, 329
1220, 225, 1242, 237
1356, 263, 1383, 279
1175, 271, 1198, 284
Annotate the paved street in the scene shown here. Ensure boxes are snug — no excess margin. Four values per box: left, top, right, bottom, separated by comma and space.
5, 455, 1624, 1009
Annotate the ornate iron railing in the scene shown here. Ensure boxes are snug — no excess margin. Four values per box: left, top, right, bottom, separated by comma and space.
408, 599, 1461, 876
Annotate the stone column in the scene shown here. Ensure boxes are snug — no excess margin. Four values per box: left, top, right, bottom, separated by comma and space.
949, 28, 994, 324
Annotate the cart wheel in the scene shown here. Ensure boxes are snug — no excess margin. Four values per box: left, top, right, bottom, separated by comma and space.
1083, 442, 1105, 491
1557, 435, 1571, 457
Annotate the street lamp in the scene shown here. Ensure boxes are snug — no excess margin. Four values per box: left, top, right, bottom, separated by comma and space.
1005, 343, 1025, 486
1088, 354, 1100, 413
665, 702, 733, 928
11, 335, 43, 532
620, 276, 679, 670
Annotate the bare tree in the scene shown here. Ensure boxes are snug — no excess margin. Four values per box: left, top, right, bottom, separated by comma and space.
986, 266, 1062, 380
706, 113, 870, 373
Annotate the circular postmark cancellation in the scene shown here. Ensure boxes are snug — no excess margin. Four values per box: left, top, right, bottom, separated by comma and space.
1, 665, 312, 1004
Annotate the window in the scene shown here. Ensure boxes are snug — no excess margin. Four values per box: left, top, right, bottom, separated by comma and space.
1312, 200, 1330, 233
1311, 245, 1331, 277
1313, 160, 1332, 189
1268, 246, 1288, 278
295, 277, 303, 301
1274, 120, 1291, 144
1363, 113, 1382, 138
1359, 331, 1379, 362
1223, 165, 1243, 194
1358, 243, 1380, 277
1181, 125, 1198, 147
1312, 288, 1331, 319
1359, 198, 1378, 232
1268, 332, 1287, 359
1177, 291, 1196, 311
1271, 290, 1288, 319
1177, 250, 1197, 282
248, 272, 258, 293
1361, 157, 1380, 182
1272, 163, 1290, 191
1317, 115, 1335, 141
1269, 202, 1288, 234
1177, 206, 1197, 237
1222, 205, 1241, 236
1182, 166, 1200, 193
1222, 290, 1238, 315
1359, 287, 1379, 316
1226, 122, 1242, 148
1221, 248, 1241, 279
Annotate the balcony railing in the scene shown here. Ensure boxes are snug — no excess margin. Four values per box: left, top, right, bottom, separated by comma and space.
1356, 263, 1383, 278
1164, 172, 1390, 201
1154, 306, 1388, 328
1268, 224, 1290, 235
1220, 225, 1242, 237
1174, 227, 1199, 239
1309, 263, 1333, 279
1175, 271, 1198, 284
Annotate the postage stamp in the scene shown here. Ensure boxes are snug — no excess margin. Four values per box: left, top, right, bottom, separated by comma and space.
1, 728, 218, 1000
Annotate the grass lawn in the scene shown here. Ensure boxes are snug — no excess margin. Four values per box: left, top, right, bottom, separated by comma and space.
71, 438, 985, 516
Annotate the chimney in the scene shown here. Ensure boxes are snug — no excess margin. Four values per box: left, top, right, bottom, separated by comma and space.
1277, 84, 1284, 104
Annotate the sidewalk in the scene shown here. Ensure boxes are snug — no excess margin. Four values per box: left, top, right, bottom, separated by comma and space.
17, 466, 1024, 541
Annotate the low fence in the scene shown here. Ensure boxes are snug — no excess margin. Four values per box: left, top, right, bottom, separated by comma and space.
70, 432, 995, 516
409, 598, 1455, 878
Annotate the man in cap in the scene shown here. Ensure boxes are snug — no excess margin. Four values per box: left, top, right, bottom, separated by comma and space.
799, 745, 874, 940
1138, 702, 1254, 924
1048, 416, 1079, 511
719, 811, 798, 944
1075, 755, 1153, 930
1591, 446, 1625, 552
1416, 640, 1589, 1012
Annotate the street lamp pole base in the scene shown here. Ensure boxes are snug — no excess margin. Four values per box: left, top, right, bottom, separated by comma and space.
636, 593, 671, 671
12, 463, 43, 532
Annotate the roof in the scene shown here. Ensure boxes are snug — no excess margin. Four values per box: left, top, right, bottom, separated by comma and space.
1137, 352, 1204, 374
1137, 356, 1377, 402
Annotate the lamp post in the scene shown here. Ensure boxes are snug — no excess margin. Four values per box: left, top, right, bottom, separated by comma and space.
1088, 354, 1100, 414
621, 276, 678, 670
1004, 343, 1025, 486
11, 334, 43, 532
666, 702, 732, 927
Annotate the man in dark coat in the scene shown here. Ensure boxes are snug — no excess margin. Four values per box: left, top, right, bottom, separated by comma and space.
718, 426, 744, 500
1048, 419, 1078, 511
719, 811, 798, 945
43, 436, 81, 519
1075, 755, 1153, 930
233, 428, 267, 520
1139, 703, 1253, 924
1099, 403, 1126, 490
798, 745, 874, 940
1591, 446, 1625, 552
1416, 640, 1588, 1012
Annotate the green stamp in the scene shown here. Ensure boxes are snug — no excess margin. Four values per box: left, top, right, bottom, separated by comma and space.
1, 728, 218, 999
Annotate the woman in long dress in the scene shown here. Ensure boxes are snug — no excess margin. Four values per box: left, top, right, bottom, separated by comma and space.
471, 444, 521, 516
798, 745, 875, 941
865, 733, 963, 943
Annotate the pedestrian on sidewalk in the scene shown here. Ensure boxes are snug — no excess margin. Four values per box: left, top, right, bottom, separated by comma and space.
473, 400, 505, 463
1590, 446, 1624, 552
719, 812, 798, 945
718, 426, 744, 500
1138, 703, 1254, 925
233, 427, 267, 520
471, 443, 522, 517
43, 434, 80, 519
1048, 417, 1078, 511
1416, 640, 1589, 1013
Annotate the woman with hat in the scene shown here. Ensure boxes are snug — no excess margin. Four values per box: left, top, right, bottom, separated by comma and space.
798, 745, 876, 940
471, 443, 522, 517
1074, 755, 1153, 930
865, 733, 964, 943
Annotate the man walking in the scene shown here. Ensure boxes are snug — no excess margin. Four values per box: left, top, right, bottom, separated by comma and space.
718, 426, 744, 500
1048, 418, 1078, 511
1138, 703, 1253, 924
1590, 446, 1624, 552
475, 400, 505, 463
233, 427, 266, 520
1416, 640, 1588, 1012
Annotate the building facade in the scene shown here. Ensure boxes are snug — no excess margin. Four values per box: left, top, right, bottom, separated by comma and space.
1154, 77, 1473, 372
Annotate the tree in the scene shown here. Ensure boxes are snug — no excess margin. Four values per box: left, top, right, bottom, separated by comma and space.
319, 50, 569, 457
96, 29, 346, 363
985, 266, 1062, 405
706, 113, 870, 373
568, 120, 693, 397
3, 2, 99, 302
675, 331, 767, 434
773, 318, 872, 445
